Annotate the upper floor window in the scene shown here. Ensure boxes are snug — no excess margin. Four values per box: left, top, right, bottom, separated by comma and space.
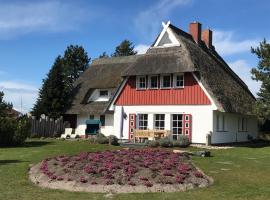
174, 74, 184, 88
161, 75, 171, 88
136, 76, 147, 90
216, 113, 226, 132
238, 117, 247, 132
99, 90, 109, 97
149, 75, 158, 89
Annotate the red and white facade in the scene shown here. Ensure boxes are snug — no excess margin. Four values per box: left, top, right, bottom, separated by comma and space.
73, 21, 258, 144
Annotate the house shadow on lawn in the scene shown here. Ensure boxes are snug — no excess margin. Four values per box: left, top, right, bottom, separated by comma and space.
0, 160, 28, 165
231, 140, 270, 148
23, 140, 53, 148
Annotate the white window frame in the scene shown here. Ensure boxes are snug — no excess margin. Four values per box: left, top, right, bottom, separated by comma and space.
238, 117, 248, 132
216, 113, 226, 132
136, 76, 147, 90
173, 73, 184, 88
148, 75, 159, 89
154, 114, 165, 130
160, 74, 171, 89
138, 114, 148, 130
171, 114, 183, 140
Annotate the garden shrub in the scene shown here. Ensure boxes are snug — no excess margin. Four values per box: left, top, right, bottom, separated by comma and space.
148, 140, 159, 148
173, 135, 190, 148
159, 137, 173, 147
0, 115, 30, 146
108, 135, 119, 146
96, 133, 109, 144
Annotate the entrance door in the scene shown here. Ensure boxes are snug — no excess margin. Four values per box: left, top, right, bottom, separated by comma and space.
171, 114, 192, 141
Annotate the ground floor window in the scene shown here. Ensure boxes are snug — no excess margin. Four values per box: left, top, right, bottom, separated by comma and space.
238, 117, 247, 132
172, 114, 183, 140
216, 113, 226, 131
138, 114, 148, 130
154, 114, 165, 130
89, 115, 94, 120
100, 115, 105, 126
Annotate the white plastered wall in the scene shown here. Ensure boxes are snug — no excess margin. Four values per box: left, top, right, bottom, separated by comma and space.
76, 114, 114, 136
212, 111, 258, 144
114, 105, 215, 143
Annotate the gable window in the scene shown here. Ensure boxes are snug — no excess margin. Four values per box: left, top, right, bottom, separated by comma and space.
216, 113, 226, 132
99, 90, 108, 97
161, 75, 171, 88
100, 115, 105, 126
138, 114, 148, 130
149, 75, 158, 89
154, 114, 165, 130
174, 74, 184, 88
136, 76, 147, 89
238, 117, 247, 132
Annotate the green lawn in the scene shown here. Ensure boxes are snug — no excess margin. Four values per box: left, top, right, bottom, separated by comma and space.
0, 139, 270, 200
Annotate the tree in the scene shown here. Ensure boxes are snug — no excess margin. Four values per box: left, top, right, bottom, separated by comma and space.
0, 91, 12, 117
63, 45, 90, 88
32, 56, 67, 118
99, 51, 109, 58
32, 45, 90, 118
251, 39, 270, 119
112, 40, 137, 57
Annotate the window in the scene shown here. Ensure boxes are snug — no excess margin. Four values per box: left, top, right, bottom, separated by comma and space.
174, 74, 184, 88
99, 90, 108, 97
100, 115, 105, 126
149, 75, 158, 89
89, 115, 94, 120
161, 75, 171, 88
154, 114, 165, 130
216, 114, 226, 131
138, 114, 148, 130
172, 114, 183, 140
136, 76, 147, 89
238, 117, 247, 132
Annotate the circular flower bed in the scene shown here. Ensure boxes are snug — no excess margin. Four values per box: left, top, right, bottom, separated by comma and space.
29, 149, 212, 193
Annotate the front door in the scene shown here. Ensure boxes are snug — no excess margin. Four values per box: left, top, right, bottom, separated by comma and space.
171, 114, 192, 141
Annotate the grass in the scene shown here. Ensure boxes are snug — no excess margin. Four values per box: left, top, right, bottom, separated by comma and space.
0, 139, 270, 200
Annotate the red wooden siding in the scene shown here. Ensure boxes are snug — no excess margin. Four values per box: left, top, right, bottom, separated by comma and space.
115, 73, 211, 105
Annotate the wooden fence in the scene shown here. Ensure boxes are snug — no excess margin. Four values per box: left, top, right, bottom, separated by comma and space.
30, 115, 65, 137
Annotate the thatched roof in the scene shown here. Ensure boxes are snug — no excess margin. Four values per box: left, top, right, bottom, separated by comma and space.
123, 24, 255, 115
66, 55, 140, 115
67, 23, 255, 116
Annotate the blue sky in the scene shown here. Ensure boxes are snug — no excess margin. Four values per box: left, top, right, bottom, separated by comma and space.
0, 0, 268, 113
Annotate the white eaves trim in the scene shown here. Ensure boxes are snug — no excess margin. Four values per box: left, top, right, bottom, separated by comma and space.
192, 72, 218, 110
108, 77, 128, 111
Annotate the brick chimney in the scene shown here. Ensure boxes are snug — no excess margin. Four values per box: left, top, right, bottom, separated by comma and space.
189, 22, 201, 43
202, 29, 213, 48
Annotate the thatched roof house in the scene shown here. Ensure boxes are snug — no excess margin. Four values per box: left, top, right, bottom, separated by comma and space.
65, 21, 258, 144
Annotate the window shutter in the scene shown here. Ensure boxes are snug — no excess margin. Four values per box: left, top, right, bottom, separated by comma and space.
183, 114, 192, 141
129, 114, 136, 140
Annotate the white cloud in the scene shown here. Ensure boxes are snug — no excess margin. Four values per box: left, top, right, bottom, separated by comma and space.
213, 30, 259, 56
134, 44, 149, 54
0, 1, 92, 39
0, 81, 38, 113
228, 59, 261, 96
134, 0, 192, 40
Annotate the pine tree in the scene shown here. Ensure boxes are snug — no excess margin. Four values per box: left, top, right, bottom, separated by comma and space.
32, 56, 67, 118
112, 40, 137, 57
63, 45, 90, 88
251, 39, 270, 119
32, 45, 90, 118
